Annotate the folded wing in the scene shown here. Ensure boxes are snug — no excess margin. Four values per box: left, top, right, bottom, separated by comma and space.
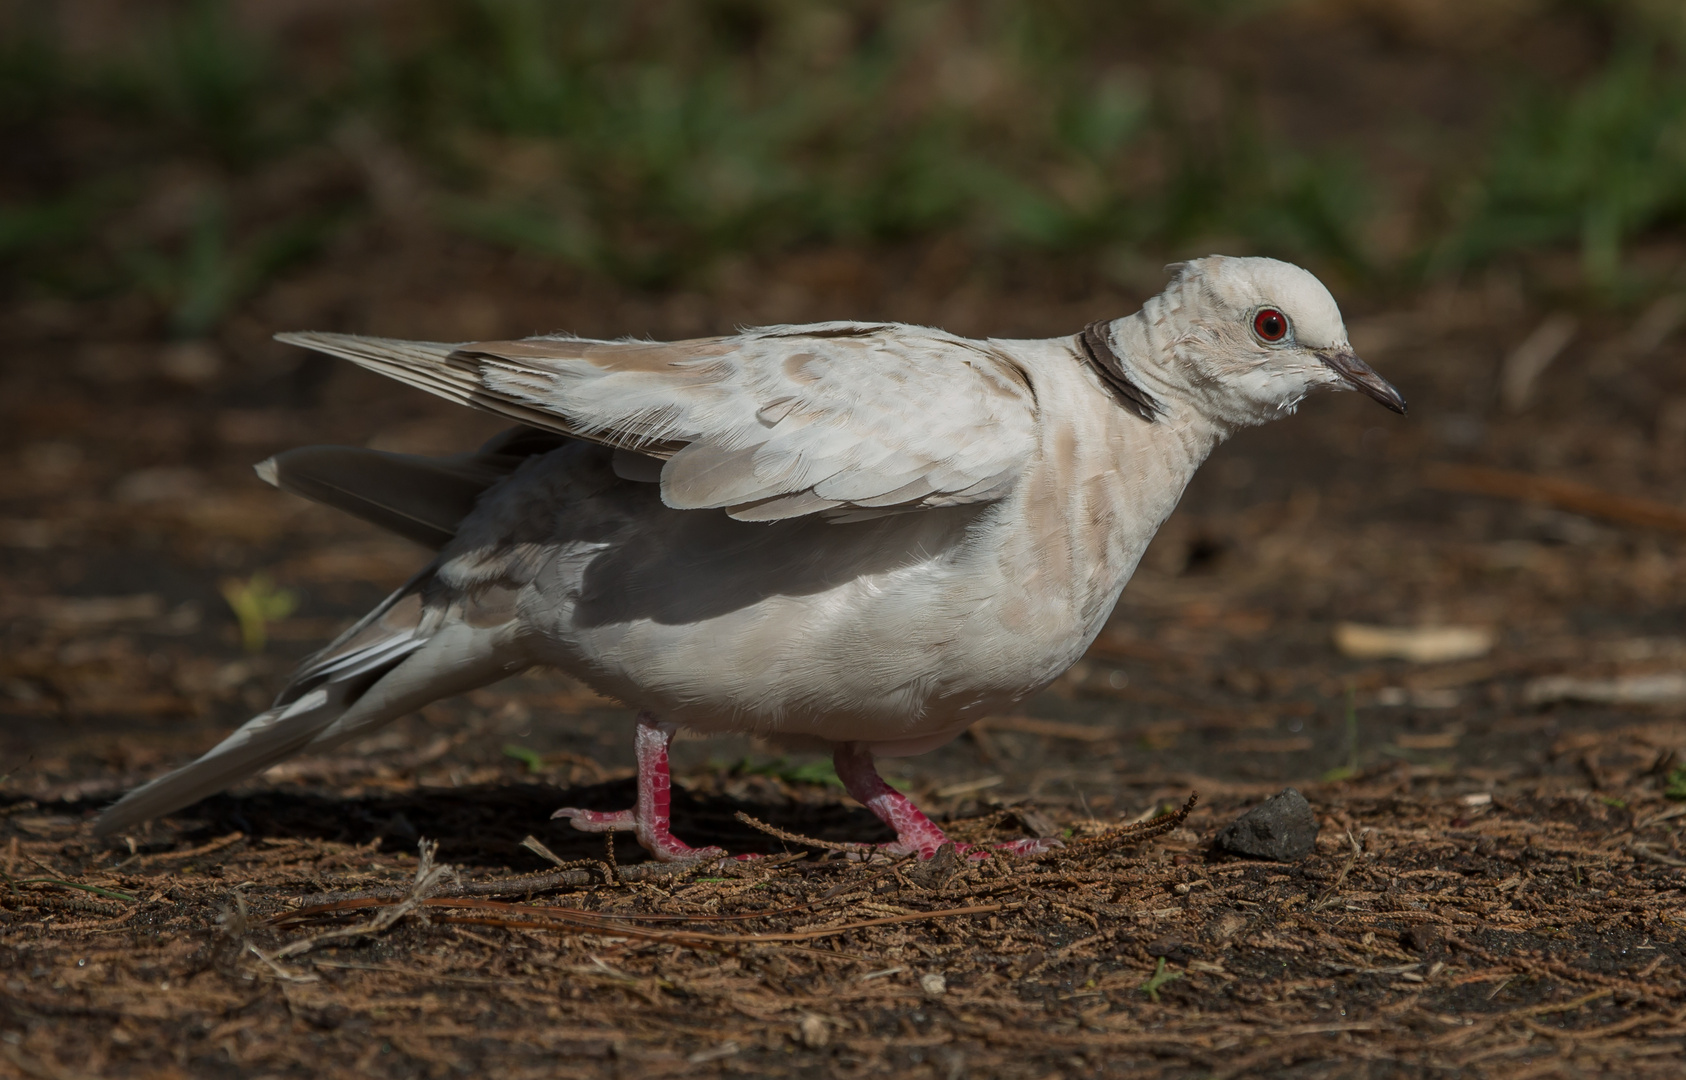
255, 426, 572, 549
277, 322, 1038, 522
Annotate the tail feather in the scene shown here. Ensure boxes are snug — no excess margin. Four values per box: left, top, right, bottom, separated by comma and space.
294, 621, 515, 756
92, 687, 353, 836
98, 339, 578, 837
94, 584, 516, 836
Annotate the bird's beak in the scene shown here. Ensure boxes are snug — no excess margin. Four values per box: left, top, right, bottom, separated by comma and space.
1318, 347, 1406, 414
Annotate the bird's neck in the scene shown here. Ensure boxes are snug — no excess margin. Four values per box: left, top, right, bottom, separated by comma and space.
1104, 307, 1280, 434
1012, 333, 1231, 638
1089, 312, 1234, 461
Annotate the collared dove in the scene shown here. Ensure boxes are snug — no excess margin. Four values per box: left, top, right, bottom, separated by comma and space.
94, 255, 1404, 858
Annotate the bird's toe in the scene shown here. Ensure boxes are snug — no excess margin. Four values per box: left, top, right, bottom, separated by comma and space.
552, 807, 635, 832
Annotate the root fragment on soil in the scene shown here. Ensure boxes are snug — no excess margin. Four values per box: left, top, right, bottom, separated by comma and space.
1057, 790, 1199, 854
733, 811, 875, 853
273, 838, 455, 959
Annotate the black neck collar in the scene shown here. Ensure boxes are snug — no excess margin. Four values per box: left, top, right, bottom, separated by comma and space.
1077, 321, 1162, 423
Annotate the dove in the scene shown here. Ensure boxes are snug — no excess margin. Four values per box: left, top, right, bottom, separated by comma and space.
94, 255, 1404, 859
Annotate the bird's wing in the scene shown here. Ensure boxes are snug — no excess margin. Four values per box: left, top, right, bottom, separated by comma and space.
277, 323, 1039, 522
255, 426, 572, 550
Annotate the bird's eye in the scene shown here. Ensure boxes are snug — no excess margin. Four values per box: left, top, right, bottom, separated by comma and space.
1253, 308, 1289, 343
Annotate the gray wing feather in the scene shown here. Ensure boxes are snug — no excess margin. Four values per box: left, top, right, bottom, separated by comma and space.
256, 426, 572, 549
258, 446, 492, 549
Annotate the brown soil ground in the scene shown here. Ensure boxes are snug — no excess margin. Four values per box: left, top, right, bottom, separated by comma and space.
4, 234, 1686, 1078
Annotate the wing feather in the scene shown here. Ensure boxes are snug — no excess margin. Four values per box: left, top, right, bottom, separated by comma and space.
277, 321, 1039, 521
255, 427, 570, 549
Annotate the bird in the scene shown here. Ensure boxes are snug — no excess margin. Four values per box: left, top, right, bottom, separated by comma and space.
94, 255, 1405, 859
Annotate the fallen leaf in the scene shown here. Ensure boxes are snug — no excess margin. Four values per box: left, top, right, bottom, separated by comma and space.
1334, 623, 1495, 663
1523, 673, 1686, 706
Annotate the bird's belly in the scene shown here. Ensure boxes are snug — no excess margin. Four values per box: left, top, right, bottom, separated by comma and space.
532, 551, 1092, 750
474, 453, 1126, 751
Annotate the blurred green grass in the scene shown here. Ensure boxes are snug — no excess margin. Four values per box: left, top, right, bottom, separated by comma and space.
1435, 43, 1686, 296
2, 0, 1685, 335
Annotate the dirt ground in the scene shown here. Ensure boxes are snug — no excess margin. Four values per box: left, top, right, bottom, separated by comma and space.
5, 5, 1686, 1074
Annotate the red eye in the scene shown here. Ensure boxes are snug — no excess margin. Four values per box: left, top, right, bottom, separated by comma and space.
1253, 308, 1288, 342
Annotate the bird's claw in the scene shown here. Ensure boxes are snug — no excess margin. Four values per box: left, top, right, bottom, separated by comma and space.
552, 805, 725, 862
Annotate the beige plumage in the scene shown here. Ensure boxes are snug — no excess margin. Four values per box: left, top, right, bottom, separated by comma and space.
95, 255, 1404, 858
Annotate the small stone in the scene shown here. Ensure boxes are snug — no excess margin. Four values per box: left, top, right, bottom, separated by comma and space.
1145, 935, 1182, 957
1008, 806, 1061, 838
1208, 911, 1248, 941
1214, 787, 1319, 861
919, 972, 947, 996
798, 1014, 829, 1048
904, 842, 963, 889
1403, 925, 1441, 954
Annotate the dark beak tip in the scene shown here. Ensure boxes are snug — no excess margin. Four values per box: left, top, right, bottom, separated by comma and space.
1319, 348, 1406, 417
1372, 386, 1408, 415
1369, 379, 1409, 412
1367, 386, 1408, 416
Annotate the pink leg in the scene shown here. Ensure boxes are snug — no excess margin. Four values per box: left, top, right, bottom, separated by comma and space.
552, 714, 724, 862
832, 743, 1062, 860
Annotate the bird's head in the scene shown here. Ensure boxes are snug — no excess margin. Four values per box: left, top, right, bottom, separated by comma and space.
1148, 255, 1405, 426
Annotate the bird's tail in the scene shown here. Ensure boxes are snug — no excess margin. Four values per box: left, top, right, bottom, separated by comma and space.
94, 574, 515, 836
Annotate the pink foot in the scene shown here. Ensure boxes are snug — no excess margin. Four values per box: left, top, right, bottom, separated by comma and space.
553, 714, 725, 862
832, 743, 1063, 860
